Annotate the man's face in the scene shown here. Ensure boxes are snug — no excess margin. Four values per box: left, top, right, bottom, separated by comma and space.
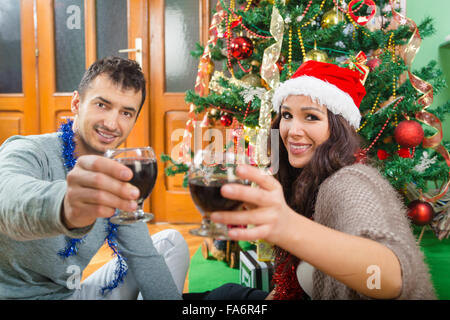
71, 74, 142, 156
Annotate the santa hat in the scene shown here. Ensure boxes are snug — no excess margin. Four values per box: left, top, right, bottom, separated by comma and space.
272, 60, 366, 129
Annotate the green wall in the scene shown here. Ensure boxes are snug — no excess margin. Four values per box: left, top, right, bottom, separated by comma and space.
406, 0, 450, 141
406, 1, 450, 300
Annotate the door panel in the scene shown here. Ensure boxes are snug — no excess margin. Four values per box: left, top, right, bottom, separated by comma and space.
164, 0, 200, 93
150, 0, 213, 222
95, 0, 128, 60
0, 0, 39, 144
164, 111, 190, 191
0, 113, 23, 145
36, 0, 76, 134
0, 0, 22, 93
53, 0, 86, 93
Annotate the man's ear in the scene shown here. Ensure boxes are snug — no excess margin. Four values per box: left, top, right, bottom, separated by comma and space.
71, 91, 81, 115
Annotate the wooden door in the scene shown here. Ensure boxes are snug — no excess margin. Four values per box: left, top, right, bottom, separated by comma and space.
149, 0, 214, 222
36, 0, 149, 145
0, 0, 39, 145
35, 0, 151, 210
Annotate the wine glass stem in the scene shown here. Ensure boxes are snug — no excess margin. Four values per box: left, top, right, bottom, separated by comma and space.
135, 202, 144, 216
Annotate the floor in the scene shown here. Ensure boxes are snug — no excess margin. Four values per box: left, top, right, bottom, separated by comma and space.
81, 222, 204, 293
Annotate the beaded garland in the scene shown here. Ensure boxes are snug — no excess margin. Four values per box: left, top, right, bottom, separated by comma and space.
57, 119, 128, 295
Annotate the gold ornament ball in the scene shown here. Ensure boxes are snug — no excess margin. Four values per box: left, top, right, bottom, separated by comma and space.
207, 60, 215, 75
209, 108, 218, 116
321, 9, 345, 29
241, 73, 263, 87
304, 48, 329, 63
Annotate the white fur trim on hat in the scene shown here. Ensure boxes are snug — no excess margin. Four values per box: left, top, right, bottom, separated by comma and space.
272, 76, 361, 128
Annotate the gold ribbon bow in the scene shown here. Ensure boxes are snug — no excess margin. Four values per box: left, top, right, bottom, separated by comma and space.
256, 4, 285, 167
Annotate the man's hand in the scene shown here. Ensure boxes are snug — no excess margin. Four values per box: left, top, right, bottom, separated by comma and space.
61, 155, 140, 229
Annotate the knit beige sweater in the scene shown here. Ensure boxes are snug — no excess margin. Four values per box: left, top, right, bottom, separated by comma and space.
311, 163, 436, 299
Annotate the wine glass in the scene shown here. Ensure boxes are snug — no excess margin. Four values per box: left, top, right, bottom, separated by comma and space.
104, 147, 157, 225
188, 149, 249, 239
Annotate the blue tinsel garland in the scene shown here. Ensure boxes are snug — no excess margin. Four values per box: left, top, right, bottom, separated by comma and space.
57, 119, 128, 295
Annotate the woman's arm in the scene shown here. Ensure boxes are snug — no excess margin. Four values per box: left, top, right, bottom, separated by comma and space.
211, 165, 402, 299
277, 210, 402, 299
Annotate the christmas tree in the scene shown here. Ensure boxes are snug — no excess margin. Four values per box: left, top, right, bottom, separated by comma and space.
163, 0, 450, 240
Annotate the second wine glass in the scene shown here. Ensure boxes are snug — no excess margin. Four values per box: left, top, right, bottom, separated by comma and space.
188, 150, 249, 239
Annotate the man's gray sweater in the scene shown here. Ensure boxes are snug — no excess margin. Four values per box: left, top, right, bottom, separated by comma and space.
0, 133, 180, 299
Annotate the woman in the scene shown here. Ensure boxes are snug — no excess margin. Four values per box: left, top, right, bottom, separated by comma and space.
207, 60, 435, 300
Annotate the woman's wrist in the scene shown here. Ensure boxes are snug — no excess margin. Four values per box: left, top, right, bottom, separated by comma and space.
273, 207, 309, 254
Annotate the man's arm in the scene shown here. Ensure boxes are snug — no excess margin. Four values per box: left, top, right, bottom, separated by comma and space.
0, 138, 85, 240
0, 138, 139, 240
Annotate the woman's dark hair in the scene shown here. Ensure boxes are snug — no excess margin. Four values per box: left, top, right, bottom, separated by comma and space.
77, 56, 146, 118
271, 109, 363, 282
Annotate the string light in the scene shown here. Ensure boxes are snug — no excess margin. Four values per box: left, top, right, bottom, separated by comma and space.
297, 27, 306, 60
357, 94, 380, 132
244, 0, 252, 12
288, 27, 293, 76
301, 0, 327, 28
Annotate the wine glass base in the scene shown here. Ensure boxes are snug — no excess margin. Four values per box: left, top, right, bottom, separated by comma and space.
189, 222, 230, 240
110, 212, 154, 225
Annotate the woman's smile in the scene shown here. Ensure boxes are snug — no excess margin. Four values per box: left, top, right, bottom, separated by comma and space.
288, 142, 312, 156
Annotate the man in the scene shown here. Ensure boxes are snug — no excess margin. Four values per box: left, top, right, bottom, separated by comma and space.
0, 56, 189, 299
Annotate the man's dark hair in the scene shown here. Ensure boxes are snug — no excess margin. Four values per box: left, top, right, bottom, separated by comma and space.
78, 56, 146, 118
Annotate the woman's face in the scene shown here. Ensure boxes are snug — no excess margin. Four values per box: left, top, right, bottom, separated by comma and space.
279, 95, 330, 168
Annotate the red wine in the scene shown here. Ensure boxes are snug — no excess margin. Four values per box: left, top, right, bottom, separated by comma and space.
188, 177, 246, 216
118, 158, 157, 205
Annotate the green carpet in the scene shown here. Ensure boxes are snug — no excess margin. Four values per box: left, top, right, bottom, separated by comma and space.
188, 230, 450, 299
188, 241, 253, 293
413, 225, 450, 299
188, 246, 240, 293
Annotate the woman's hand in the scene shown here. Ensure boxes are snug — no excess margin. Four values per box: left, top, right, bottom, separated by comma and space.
210, 164, 296, 243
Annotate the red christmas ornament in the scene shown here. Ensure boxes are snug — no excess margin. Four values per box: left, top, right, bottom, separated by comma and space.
220, 114, 233, 127
407, 200, 435, 226
377, 149, 390, 160
367, 58, 381, 71
394, 120, 424, 148
397, 148, 411, 158
230, 36, 254, 60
